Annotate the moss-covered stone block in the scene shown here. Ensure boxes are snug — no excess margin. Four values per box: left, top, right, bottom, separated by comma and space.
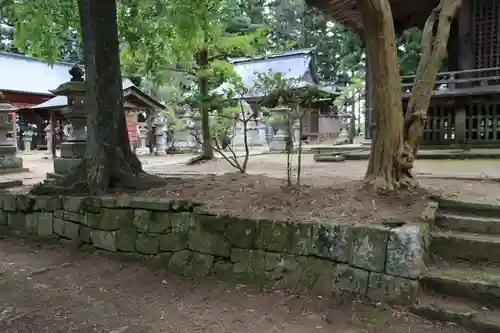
188, 230, 230, 257
133, 209, 151, 232
136, 233, 159, 254
25, 213, 39, 235
310, 223, 352, 262
151, 252, 173, 269
90, 230, 117, 251
386, 225, 425, 279
349, 225, 390, 272
83, 213, 100, 228
3, 194, 17, 212
171, 213, 195, 230
33, 196, 62, 212
0, 211, 7, 226
149, 212, 171, 233
159, 231, 189, 251
100, 208, 133, 231
210, 260, 233, 279
295, 257, 335, 294
130, 197, 172, 211
229, 249, 274, 284
168, 250, 192, 273
184, 252, 215, 277
63, 196, 85, 212
81, 197, 101, 213
8, 212, 26, 234
116, 227, 137, 252
287, 222, 311, 255
333, 264, 369, 295
255, 219, 289, 252
17, 195, 34, 212
171, 199, 195, 212
225, 217, 256, 249
197, 214, 226, 234
367, 272, 419, 304
53, 219, 80, 240
37, 212, 54, 237
63, 211, 85, 223
79, 226, 92, 244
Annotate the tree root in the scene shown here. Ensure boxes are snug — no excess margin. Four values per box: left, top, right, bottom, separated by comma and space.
186, 154, 214, 165
30, 160, 167, 196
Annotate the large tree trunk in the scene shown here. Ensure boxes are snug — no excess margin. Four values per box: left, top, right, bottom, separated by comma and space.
400, 0, 462, 185
357, 0, 404, 192
31, 0, 162, 195
187, 47, 214, 165
359, 0, 462, 192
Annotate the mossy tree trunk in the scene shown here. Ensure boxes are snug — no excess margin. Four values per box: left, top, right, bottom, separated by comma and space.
31, 0, 163, 195
357, 0, 404, 191
401, 0, 462, 183
198, 47, 214, 159
358, 0, 462, 191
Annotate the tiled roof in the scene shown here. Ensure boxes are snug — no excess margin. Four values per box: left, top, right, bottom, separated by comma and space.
0, 51, 76, 95
0, 52, 164, 109
31, 78, 159, 110
213, 48, 341, 99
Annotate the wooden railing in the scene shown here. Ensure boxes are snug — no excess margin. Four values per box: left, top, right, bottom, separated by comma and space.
401, 67, 500, 95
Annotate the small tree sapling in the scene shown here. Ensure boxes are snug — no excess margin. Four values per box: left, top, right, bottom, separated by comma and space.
257, 72, 336, 186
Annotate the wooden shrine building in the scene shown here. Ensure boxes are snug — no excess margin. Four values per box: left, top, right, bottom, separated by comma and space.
213, 49, 343, 143
307, 0, 500, 147
0, 51, 164, 151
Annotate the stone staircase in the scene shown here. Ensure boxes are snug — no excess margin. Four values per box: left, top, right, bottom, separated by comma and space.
412, 197, 500, 332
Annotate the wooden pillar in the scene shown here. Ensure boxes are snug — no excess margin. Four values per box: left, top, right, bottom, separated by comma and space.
50, 110, 56, 158
458, 0, 474, 71
364, 62, 373, 139
455, 106, 467, 148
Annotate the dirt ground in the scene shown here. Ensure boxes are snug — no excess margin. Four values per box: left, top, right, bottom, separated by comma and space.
0, 236, 471, 333
141, 173, 429, 224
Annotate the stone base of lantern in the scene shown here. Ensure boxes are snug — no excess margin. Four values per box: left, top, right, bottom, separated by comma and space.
53, 140, 86, 175
269, 131, 287, 152
0, 145, 28, 174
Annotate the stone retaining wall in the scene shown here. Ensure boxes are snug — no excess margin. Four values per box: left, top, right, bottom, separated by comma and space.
0, 194, 428, 304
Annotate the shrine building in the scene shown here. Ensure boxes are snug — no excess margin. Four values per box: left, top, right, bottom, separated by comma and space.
306, 0, 500, 148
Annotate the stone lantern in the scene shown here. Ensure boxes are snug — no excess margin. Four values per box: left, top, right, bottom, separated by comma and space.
0, 93, 23, 172
50, 66, 88, 174
268, 100, 291, 152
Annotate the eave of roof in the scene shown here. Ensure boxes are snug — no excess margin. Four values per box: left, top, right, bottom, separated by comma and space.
0, 52, 165, 110
305, 0, 438, 34
31, 78, 165, 110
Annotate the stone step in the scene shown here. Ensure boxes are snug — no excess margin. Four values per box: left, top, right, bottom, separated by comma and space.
422, 263, 500, 308
435, 196, 500, 218
436, 213, 500, 235
411, 294, 500, 333
430, 230, 500, 263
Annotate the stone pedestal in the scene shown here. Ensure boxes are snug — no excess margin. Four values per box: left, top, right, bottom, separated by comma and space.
139, 134, 147, 148
269, 129, 287, 152
257, 122, 267, 146
293, 122, 301, 147
336, 129, 349, 145
22, 132, 33, 152
0, 96, 26, 176
44, 125, 53, 157
154, 127, 166, 155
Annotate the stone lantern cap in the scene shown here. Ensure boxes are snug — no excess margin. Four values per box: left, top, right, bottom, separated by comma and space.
0, 92, 16, 112
269, 98, 290, 113
50, 66, 86, 96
